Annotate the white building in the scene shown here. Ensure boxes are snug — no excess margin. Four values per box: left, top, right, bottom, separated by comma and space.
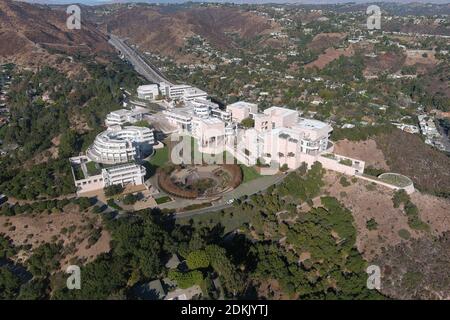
160, 83, 208, 101
87, 126, 154, 164
105, 109, 144, 127
163, 108, 192, 133
229, 109, 334, 170
226, 101, 258, 122
102, 163, 146, 187
163, 98, 231, 133
162, 102, 367, 175
137, 84, 160, 101
69, 156, 146, 195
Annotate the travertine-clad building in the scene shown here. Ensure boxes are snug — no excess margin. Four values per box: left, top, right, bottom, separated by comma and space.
160, 83, 208, 101
226, 101, 258, 122
105, 109, 144, 127
137, 84, 159, 100
69, 156, 147, 194
102, 163, 146, 187
87, 126, 154, 164
162, 101, 365, 176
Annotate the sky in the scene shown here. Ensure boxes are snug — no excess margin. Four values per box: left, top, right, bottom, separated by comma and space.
20, 0, 450, 5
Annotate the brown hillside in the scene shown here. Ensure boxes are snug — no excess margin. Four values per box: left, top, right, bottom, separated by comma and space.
375, 129, 450, 195
103, 6, 277, 59
307, 32, 347, 53
0, 0, 111, 68
363, 51, 407, 77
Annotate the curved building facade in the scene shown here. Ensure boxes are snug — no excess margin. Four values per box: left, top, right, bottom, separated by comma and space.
87, 126, 154, 164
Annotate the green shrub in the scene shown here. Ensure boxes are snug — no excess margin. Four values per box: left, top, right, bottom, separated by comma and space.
186, 250, 210, 270
339, 176, 351, 187
339, 159, 353, 166
392, 190, 410, 208
366, 218, 378, 231
364, 166, 385, 177
104, 185, 124, 197
122, 194, 137, 205
168, 269, 203, 289
398, 229, 411, 240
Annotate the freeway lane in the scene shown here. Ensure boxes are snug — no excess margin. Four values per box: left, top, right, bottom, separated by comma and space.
108, 34, 173, 85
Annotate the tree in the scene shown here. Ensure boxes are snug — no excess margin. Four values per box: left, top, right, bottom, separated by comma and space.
104, 184, 124, 197
52, 254, 128, 300
0, 266, 21, 299
205, 245, 244, 296
240, 117, 255, 128
168, 269, 203, 289
0, 235, 17, 259
59, 130, 79, 159
27, 243, 62, 277
366, 218, 378, 231
186, 250, 210, 270
392, 190, 410, 208
123, 194, 137, 205
17, 278, 48, 300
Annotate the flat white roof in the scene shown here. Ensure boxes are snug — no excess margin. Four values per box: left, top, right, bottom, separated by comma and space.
264, 106, 298, 117
200, 117, 223, 125
164, 107, 193, 118
110, 109, 132, 116
227, 101, 258, 109
104, 163, 142, 173
253, 113, 269, 119
296, 118, 330, 130
170, 84, 193, 89
138, 84, 159, 90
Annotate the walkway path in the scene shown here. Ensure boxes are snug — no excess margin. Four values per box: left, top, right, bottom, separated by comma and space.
173, 173, 288, 218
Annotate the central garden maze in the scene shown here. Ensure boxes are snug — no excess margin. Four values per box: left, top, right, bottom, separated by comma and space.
157, 164, 242, 199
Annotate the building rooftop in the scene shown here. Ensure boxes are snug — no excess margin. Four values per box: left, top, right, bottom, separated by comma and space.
296, 118, 331, 130
137, 84, 159, 91
110, 109, 132, 116
165, 285, 202, 300
165, 254, 181, 269
227, 101, 258, 110
264, 106, 298, 117
200, 117, 223, 125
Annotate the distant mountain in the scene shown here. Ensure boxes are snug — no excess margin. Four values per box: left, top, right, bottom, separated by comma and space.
20, 1, 450, 5
0, 0, 111, 68
20, 0, 448, 5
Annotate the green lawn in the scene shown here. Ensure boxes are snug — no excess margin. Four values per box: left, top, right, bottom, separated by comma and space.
143, 145, 170, 178
155, 195, 172, 205
149, 145, 169, 167
240, 164, 261, 183
86, 161, 101, 176
181, 202, 212, 212
72, 165, 85, 180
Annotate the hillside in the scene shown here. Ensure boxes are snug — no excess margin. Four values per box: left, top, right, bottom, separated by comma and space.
0, 0, 111, 70
333, 129, 450, 196
375, 129, 450, 196
99, 5, 278, 60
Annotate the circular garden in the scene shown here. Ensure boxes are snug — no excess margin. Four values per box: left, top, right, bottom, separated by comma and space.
157, 164, 242, 199
378, 173, 413, 188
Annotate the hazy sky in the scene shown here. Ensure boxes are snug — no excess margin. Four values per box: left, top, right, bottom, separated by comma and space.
20, 0, 450, 5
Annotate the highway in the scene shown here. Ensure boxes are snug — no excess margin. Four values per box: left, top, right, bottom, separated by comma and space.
108, 34, 173, 85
